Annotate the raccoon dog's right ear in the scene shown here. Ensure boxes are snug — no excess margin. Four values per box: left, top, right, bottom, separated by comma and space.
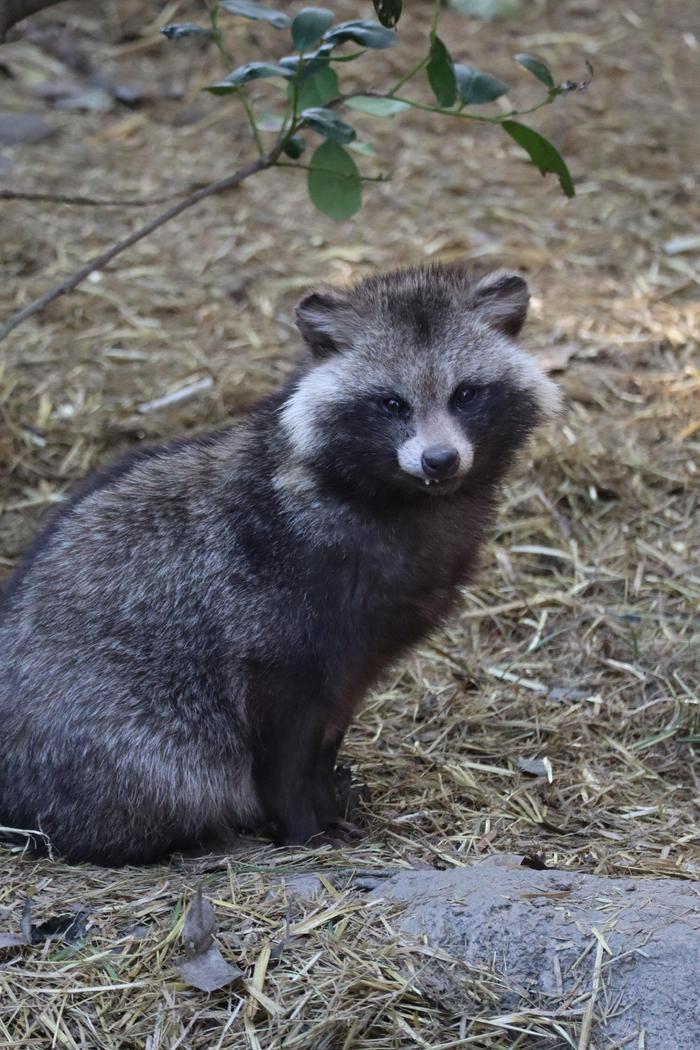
470, 270, 530, 337
295, 290, 357, 359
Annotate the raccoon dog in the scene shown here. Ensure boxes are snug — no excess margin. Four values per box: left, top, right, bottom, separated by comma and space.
0, 265, 560, 865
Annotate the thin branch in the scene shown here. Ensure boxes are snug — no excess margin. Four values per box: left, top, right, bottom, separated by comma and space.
326, 88, 556, 126
382, 91, 558, 126
239, 91, 265, 156
388, 55, 428, 97
429, 0, 441, 38
0, 149, 284, 345
207, 1, 230, 65
291, 55, 305, 125
0, 189, 175, 207
206, 3, 263, 156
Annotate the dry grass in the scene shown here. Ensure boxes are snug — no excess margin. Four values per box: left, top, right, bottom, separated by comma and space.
0, 0, 699, 1046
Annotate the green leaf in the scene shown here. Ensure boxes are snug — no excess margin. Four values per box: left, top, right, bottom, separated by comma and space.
308, 140, 362, 220
292, 8, 335, 51
323, 19, 396, 49
345, 95, 409, 117
301, 107, 356, 144
279, 52, 330, 79
283, 134, 306, 158
454, 64, 509, 104
290, 66, 339, 110
427, 35, 456, 108
372, 0, 402, 28
514, 52, 555, 88
160, 23, 213, 40
448, 0, 521, 19
501, 120, 574, 197
205, 62, 292, 93
218, 0, 291, 29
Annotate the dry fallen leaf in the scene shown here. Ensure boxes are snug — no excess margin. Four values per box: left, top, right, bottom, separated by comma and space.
176, 887, 244, 993
0, 899, 87, 949
31, 911, 88, 944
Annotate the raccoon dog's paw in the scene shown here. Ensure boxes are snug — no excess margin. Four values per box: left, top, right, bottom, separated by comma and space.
309, 817, 364, 848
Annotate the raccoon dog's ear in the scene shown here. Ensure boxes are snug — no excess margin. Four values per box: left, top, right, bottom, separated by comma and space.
295, 290, 357, 359
470, 270, 529, 337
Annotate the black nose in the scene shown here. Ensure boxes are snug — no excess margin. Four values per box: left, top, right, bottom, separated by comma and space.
421, 445, 460, 479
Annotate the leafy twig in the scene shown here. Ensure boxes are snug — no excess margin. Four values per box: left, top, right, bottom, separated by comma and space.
0, 2, 579, 343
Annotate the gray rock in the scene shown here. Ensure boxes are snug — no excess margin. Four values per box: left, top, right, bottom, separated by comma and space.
0, 112, 57, 146
369, 856, 700, 1048
53, 87, 113, 113
171, 105, 205, 127
278, 874, 323, 900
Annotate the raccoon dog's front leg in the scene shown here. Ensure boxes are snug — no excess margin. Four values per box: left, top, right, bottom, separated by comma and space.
309, 728, 364, 845
252, 676, 344, 846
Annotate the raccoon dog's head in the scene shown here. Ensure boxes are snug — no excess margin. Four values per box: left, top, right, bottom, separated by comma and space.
281, 265, 561, 501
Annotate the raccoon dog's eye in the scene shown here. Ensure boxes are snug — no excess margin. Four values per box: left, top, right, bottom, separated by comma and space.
454, 383, 480, 406
382, 396, 410, 418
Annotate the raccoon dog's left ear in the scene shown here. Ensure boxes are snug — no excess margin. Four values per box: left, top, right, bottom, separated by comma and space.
295, 289, 358, 360
470, 270, 529, 337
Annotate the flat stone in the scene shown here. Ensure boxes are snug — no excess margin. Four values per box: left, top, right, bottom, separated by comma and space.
278, 874, 323, 899
369, 856, 700, 1048
0, 112, 57, 146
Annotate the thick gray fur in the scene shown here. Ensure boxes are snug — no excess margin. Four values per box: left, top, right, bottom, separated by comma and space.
0, 264, 559, 864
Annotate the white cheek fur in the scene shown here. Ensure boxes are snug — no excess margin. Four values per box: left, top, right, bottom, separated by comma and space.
280, 359, 352, 457
397, 436, 425, 478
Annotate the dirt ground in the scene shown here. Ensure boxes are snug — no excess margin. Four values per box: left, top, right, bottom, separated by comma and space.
0, 0, 699, 1046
